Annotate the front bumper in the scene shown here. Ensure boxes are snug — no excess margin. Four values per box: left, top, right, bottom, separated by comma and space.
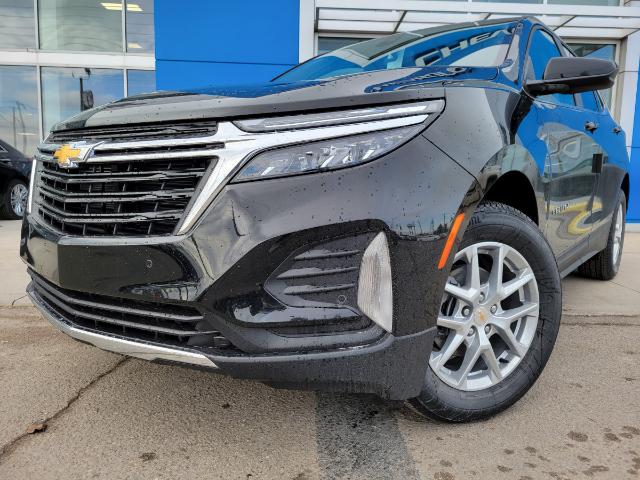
22, 133, 477, 400
28, 281, 435, 399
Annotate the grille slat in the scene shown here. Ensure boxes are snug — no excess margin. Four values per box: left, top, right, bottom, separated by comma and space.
38, 202, 183, 222
40, 185, 195, 202
40, 169, 205, 183
30, 272, 234, 351
46, 121, 218, 143
265, 235, 372, 309
35, 122, 219, 237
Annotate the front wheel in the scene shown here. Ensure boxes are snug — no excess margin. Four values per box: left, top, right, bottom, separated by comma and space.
409, 202, 562, 422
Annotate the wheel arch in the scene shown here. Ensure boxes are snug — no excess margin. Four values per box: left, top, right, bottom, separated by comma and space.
468, 143, 544, 227
622, 173, 630, 211
481, 170, 540, 226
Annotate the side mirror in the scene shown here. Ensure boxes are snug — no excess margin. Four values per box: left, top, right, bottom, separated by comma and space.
526, 57, 617, 96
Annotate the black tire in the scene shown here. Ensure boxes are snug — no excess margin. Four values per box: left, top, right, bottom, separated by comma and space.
576, 190, 626, 281
0, 178, 28, 220
409, 201, 562, 422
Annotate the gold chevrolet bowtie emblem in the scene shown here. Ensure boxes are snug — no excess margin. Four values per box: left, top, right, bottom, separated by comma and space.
53, 145, 81, 168
53, 142, 100, 168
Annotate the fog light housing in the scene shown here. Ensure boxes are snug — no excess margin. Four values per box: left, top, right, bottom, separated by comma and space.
357, 232, 393, 332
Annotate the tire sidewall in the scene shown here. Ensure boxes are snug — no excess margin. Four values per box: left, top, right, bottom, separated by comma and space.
416, 204, 562, 418
610, 191, 626, 275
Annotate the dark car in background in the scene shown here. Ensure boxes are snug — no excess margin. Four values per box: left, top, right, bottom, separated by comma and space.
21, 17, 629, 421
0, 140, 31, 219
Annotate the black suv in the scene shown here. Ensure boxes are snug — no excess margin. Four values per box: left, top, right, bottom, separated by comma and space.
21, 18, 629, 421
0, 140, 31, 219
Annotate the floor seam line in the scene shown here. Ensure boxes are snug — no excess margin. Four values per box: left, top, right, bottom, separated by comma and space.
0, 356, 129, 464
561, 322, 640, 327
609, 280, 640, 294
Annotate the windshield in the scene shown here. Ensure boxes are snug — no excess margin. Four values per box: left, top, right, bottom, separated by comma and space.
275, 21, 517, 83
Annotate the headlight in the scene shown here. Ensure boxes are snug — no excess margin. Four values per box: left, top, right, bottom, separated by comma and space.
233, 100, 443, 132
234, 125, 423, 182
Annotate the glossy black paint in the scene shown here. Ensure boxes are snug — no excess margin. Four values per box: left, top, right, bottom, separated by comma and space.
526, 57, 618, 96
0, 139, 31, 189
22, 17, 629, 399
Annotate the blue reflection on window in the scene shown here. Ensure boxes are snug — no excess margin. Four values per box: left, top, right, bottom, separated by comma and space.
276, 22, 516, 83
127, 70, 156, 96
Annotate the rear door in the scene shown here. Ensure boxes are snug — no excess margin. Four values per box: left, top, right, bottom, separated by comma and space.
577, 90, 627, 248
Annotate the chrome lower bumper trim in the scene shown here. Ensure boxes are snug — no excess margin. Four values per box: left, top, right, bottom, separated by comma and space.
27, 285, 218, 369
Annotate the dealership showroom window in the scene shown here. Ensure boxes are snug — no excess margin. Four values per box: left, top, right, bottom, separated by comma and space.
0, 0, 155, 158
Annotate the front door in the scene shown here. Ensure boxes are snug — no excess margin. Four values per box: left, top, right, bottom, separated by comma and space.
524, 28, 598, 257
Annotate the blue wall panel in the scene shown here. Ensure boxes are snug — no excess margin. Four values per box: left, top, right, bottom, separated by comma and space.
155, 60, 293, 91
628, 146, 640, 223
155, 0, 299, 90
627, 71, 640, 223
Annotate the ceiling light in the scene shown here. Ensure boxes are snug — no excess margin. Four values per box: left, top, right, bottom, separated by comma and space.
101, 2, 122, 10
127, 42, 142, 49
100, 2, 143, 12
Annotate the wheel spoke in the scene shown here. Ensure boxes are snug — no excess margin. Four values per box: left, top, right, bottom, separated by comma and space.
494, 302, 539, 323
444, 282, 475, 304
488, 244, 507, 299
481, 344, 503, 382
492, 321, 528, 358
436, 313, 467, 332
465, 245, 481, 291
500, 268, 535, 300
451, 336, 482, 387
429, 332, 465, 371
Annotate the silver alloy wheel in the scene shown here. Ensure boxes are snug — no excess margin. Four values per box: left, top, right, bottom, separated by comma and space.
429, 241, 540, 391
10, 182, 28, 217
613, 203, 624, 264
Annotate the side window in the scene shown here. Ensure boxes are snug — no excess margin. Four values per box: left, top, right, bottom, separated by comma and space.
561, 42, 602, 113
580, 91, 600, 112
525, 29, 575, 107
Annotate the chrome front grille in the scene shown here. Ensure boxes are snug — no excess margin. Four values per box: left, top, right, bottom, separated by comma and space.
31, 112, 432, 238
34, 122, 220, 236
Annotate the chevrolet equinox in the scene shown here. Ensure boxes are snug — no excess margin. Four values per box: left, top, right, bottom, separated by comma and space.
21, 18, 630, 421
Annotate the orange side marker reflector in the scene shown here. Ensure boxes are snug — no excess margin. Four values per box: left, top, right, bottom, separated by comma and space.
438, 213, 465, 270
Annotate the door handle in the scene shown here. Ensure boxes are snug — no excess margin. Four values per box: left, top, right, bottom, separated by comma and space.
585, 121, 598, 132
613, 125, 622, 134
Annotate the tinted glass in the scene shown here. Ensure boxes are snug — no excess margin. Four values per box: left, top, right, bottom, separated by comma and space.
0, 66, 39, 158
41, 67, 124, 134
579, 91, 600, 111
548, 0, 618, 5
0, 0, 35, 49
126, 0, 154, 52
568, 43, 615, 108
38, 0, 123, 52
526, 29, 575, 107
277, 22, 516, 83
127, 70, 155, 96
317, 37, 371, 55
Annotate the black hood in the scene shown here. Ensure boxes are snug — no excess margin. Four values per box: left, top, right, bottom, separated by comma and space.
50, 66, 499, 132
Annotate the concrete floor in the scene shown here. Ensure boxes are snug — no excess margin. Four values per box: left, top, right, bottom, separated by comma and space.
0, 219, 638, 479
